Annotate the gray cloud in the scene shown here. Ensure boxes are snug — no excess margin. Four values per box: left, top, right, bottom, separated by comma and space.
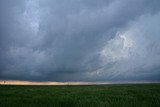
0, 0, 160, 82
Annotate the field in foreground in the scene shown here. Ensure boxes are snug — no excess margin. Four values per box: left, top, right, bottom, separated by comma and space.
0, 84, 160, 107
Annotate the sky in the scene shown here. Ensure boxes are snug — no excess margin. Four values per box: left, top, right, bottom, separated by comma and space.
0, 0, 160, 82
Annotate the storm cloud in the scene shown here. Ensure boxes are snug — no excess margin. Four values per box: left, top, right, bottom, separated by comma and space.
0, 0, 160, 82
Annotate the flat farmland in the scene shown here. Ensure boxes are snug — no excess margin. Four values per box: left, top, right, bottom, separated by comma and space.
0, 84, 160, 107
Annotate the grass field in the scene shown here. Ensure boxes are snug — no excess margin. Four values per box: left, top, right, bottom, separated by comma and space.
0, 84, 160, 107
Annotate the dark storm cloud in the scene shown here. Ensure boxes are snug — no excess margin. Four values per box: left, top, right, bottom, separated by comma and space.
0, 0, 160, 82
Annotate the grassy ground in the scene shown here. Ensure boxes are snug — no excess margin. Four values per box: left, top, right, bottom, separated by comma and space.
0, 84, 160, 107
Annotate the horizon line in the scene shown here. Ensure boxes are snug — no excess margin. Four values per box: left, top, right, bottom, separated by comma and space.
0, 80, 160, 85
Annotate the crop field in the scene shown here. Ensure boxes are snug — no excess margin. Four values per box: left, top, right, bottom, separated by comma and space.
0, 84, 160, 107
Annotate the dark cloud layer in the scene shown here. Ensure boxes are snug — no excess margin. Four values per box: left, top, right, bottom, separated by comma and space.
0, 0, 160, 82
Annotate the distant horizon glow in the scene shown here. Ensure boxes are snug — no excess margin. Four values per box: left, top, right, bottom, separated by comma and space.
0, 80, 159, 85
0, 80, 112, 85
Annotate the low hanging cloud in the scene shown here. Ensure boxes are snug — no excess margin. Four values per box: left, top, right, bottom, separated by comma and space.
0, 0, 160, 82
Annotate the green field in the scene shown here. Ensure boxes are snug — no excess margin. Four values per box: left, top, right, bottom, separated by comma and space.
0, 84, 160, 107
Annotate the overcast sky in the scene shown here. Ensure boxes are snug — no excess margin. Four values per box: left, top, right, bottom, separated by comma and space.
0, 0, 160, 82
